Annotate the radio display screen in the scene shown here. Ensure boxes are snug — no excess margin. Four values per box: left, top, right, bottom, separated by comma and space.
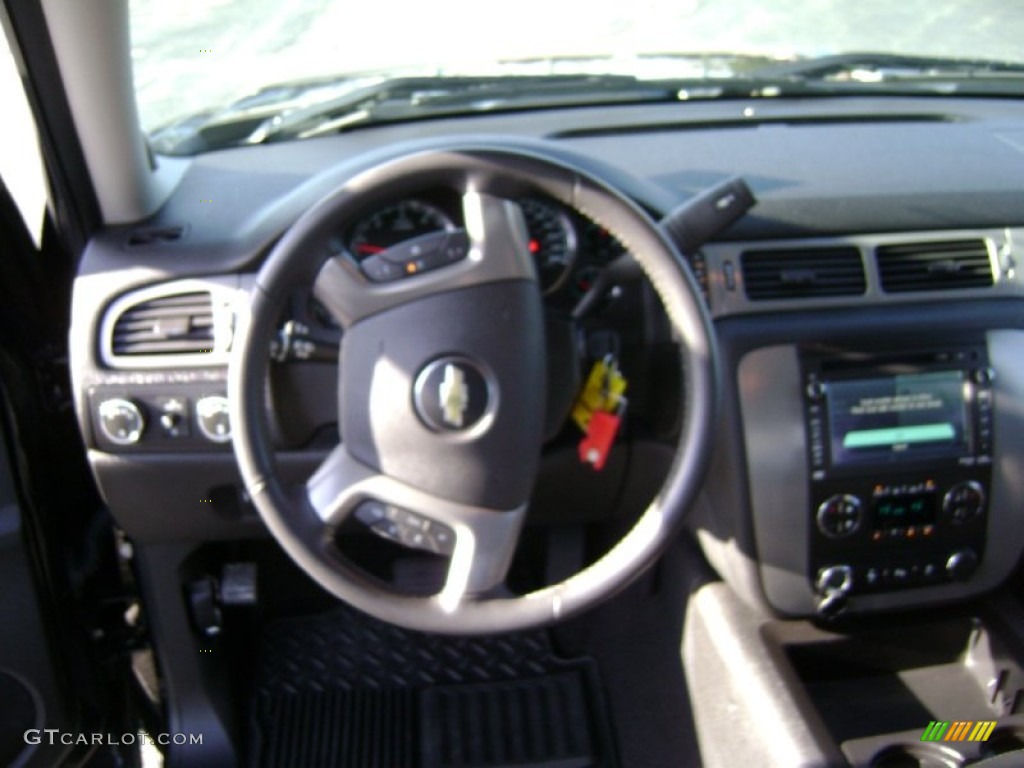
827, 371, 968, 467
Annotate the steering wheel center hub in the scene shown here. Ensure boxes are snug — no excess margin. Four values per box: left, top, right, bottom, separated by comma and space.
413, 356, 495, 433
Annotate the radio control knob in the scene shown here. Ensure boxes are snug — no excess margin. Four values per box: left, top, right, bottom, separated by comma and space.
98, 398, 145, 445
816, 494, 863, 539
196, 395, 232, 443
946, 549, 979, 582
973, 367, 996, 385
943, 481, 985, 523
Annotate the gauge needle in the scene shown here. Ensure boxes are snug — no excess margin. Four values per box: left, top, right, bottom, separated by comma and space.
355, 244, 386, 254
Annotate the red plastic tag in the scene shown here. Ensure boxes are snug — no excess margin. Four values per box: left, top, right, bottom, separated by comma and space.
578, 410, 622, 471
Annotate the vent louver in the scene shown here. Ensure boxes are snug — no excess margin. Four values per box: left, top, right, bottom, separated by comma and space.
111, 292, 214, 356
126, 225, 185, 246
741, 247, 866, 300
876, 239, 993, 293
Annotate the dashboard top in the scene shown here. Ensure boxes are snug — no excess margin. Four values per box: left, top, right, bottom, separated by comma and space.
108, 96, 1024, 264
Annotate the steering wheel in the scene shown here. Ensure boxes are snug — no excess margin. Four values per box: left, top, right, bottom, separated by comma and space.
229, 141, 717, 634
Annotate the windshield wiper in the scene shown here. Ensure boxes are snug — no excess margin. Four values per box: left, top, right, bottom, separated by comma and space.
247, 74, 679, 144
151, 72, 877, 154
751, 51, 1024, 84
149, 73, 687, 154
150, 51, 1024, 155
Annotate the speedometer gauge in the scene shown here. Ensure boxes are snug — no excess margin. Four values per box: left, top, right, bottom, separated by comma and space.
348, 200, 454, 259
520, 198, 578, 294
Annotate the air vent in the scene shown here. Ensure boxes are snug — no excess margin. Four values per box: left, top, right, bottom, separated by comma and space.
111, 292, 214, 356
876, 239, 993, 293
741, 247, 866, 300
126, 224, 186, 247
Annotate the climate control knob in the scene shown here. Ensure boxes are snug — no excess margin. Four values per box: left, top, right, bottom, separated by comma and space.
816, 494, 863, 539
195, 395, 232, 443
944, 481, 985, 524
97, 398, 145, 445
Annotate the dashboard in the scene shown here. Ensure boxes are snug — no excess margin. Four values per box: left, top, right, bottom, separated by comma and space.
69, 93, 1024, 619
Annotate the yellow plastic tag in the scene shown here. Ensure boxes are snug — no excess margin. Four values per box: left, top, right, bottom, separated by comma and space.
572, 358, 628, 431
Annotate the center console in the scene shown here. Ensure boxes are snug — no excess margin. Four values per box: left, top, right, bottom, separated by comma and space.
684, 580, 1024, 768
802, 344, 994, 615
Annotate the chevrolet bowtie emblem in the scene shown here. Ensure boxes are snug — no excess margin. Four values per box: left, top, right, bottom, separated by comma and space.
439, 364, 469, 428
413, 356, 491, 433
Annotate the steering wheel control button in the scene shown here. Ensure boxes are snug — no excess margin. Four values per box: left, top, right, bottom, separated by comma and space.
98, 398, 145, 445
360, 255, 404, 283
361, 230, 471, 282
816, 494, 863, 539
438, 230, 471, 264
944, 480, 986, 523
195, 395, 232, 443
413, 358, 493, 433
354, 501, 455, 555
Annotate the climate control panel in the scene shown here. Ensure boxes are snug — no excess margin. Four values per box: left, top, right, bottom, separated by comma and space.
809, 473, 989, 601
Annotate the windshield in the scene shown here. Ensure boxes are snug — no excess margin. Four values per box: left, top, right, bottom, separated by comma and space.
130, 0, 1024, 153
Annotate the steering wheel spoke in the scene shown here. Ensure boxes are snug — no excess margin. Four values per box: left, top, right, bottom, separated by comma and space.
305, 445, 524, 601
311, 189, 535, 329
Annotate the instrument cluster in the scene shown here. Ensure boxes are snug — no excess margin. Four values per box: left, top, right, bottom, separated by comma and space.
340, 195, 627, 300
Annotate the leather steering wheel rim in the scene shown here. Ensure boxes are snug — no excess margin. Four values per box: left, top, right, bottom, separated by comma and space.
229, 140, 717, 634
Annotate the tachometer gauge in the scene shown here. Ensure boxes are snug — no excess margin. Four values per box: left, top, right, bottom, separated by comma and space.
520, 198, 578, 294
348, 200, 454, 259
581, 220, 626, 265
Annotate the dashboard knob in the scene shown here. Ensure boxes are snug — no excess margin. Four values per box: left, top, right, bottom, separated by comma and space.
973, 367, 996, 385
97, 398, 145, 445
946, 549, 979, 582
815, 564, 854, 596
195, 395, 232, 443
805, 379, 826, 401
816, 494, 863, 539
943, 481, 986, 524
814, 564, 853, 618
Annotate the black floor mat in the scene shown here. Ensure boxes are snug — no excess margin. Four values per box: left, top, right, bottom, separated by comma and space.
248, 605, 617, 768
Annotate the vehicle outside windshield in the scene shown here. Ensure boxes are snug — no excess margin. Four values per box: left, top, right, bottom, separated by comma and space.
130, 0, 1024, 154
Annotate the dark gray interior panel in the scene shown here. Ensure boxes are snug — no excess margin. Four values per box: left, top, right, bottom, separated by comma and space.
737, 345, 811, 614
87, 450, 329, 542
686, 583, 1024, 768
0, 412, 74, 768
683, 582, 845, 768
766, 599, 1024, 767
